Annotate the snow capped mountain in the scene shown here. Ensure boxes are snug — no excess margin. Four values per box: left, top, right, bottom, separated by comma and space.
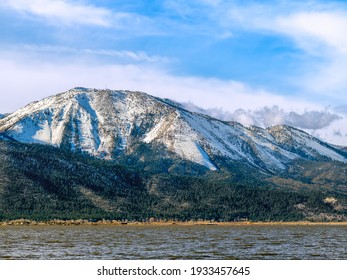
0, 88, 346, 172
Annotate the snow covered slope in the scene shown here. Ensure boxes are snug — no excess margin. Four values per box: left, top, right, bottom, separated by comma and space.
0, 88, 346, 172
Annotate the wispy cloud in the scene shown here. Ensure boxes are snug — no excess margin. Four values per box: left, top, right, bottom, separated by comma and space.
0, 48, 318, 113
181, 1, 347, 99
270, 11, 347, 97
1, 0, 112, 26
82, 49, 172, 64
273, 11, 347, 54
7, 44, 172, 64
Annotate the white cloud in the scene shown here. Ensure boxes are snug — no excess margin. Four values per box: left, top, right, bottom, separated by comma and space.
308, 116, 347, 146
219, 2, 347, 100
1, 0, 112, 26
274, 12, 347, 54
225, 4, 347, 55
82, 49, 171, 64
183, 103, 340, 130
10, 44, 172, 64
182, 102, 346, 145
0, 49, 320, 113
271, 11, 347, 96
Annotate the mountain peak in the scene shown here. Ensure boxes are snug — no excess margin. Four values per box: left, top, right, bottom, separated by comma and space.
0, 88, 346, 173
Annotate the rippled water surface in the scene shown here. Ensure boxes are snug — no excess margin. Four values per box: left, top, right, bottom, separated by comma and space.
0, 225, 346, 259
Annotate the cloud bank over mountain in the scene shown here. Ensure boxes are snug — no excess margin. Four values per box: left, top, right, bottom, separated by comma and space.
182, 102, 347, 146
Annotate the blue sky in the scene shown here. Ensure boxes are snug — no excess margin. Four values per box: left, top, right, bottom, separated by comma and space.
1, 0, 347, 145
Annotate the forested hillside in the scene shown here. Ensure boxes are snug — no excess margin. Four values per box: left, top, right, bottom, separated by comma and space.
1, 140, 346, 222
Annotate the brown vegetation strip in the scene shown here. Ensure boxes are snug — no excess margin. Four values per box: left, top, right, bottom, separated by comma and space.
1, 219, 347, 226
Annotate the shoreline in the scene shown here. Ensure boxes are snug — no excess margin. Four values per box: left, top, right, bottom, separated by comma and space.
1, 219, 347, 226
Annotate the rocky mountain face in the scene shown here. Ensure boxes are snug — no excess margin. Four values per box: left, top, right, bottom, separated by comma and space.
0, 87, 346, 174
1, 88, 347, 221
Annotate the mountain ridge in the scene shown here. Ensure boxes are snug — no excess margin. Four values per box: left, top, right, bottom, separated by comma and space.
0, 87, 347, 221
0, 87, 346, 174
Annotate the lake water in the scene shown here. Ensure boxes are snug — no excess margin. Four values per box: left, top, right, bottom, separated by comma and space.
0, 225, 346, 260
